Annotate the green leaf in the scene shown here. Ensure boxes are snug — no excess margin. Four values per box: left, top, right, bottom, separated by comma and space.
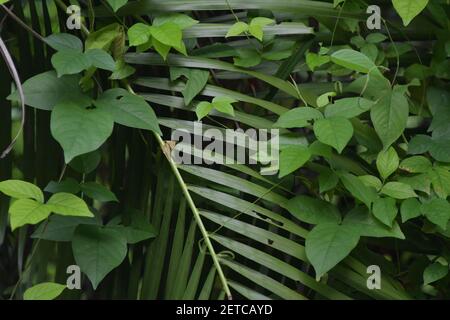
23, 283, 66, 300
340, 173, 378, 209
400, 198, 422, 223
225, 21, 249, 38
196, 101, 213, 120
69, 151, 102, 174
80, 182, 118, 202
376, 147, 399, 180
306, 52, 330, 71
429, 167, 450, 199
47, 193, 93, 217
150, 22, 182, 48
370, 87, 409, 149
358, 175, 382, 191
170, 67, 210, 105
429, 138, 450, 162
32, 215, 100, 242
399, 156, 432, 173
331, 49, 376, 74
286, 195, 341, 225
85, 23, 122, 51
324, 97, 374, 119
423, 262, 448, 285
233, 48, 262, 68
45, 33, 83, 52
408, 135, 431, 154
127, 23, 152, 46
0, 180, 44, 202
153, 13, 198, 30
380, 182, 417, 199
248, 17, 275, 41
313, 117, 353, 153
305, 223, 360, 280
110, 224, 157, 244
51, 51, 91, 77
7, 71, 91, 111
420, 199, 450, 229
274, 107, 323, 128
85, 49, 116, 71
109, 59, 136, 79
98, 93, 161, 134
211, 96, 236, 116
278, 146, 311, 178
9, 199, 51, 231
372, 197, 398, 227
106, 0, 128, 12
72, 224, 127, 289
51, 102, 114, 163
45, 178, 81, 194
392, 0, 429, 26
343, 206, 405, 239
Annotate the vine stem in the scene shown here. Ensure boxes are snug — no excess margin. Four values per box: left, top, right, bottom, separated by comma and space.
125, 84, 232, 299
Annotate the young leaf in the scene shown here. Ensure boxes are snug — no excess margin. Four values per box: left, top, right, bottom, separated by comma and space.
47, 193, 93, 217
248, 17, 275, 41
278, 146, 311, 178
150, 22, 182, 48
313, 117, 353, 153
9, 199, 51, 231
286, 195, 341, 225
211, 96, 237, 116
376, 147, 399, 180
127, 23, 152, 47
196, 101, 213, 121
72, 224, 127, 289
372, 197, 398, 227
274, 107, 323, 128
392, 0, 429, 26
23, 283, 66, 300
51, 102, 114, 163
305, 223, 360, 280
0, 180, 44, 203
225, 21, 249, 38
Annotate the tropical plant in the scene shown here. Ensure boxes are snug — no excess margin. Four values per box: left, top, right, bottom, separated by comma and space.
0, 0, 449, 300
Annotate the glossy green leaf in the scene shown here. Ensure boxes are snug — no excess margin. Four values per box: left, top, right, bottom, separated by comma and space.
0, 180, 44, 203
423, 262, 448, 285
380, 182, 417, 199
392, 0, 429, 26
420, 199, 450, 229
286, 195, 341, 225
23, 283, 66, 300
80, 182, 118, 202
51, 51, 91, 77
47, 193, 93, 217
372, 197, 398, 227
9, 199, 51, 231
331, 49, 376, 74
225, 21, 248, 37
278, 146, 311, 178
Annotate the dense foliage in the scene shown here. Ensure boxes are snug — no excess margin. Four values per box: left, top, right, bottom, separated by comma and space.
0, 0, 449, 300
